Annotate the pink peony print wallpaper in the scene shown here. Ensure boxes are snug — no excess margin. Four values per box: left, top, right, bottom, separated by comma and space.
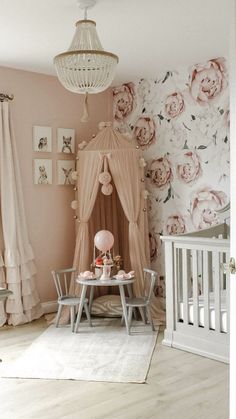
113, 57, 230, 305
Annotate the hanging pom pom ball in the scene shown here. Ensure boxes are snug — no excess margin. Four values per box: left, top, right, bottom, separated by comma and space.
78, 141, 87, 150
142, 190, 149, 200
94, 230, 114, 252
139, 157, 147, 168
99, 171, 111, 185
71, 200, 78, 210
101, 183, 113, 195
71, 171, 78, 181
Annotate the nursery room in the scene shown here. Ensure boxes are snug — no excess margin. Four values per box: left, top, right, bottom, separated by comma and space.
0, 0, 235, 418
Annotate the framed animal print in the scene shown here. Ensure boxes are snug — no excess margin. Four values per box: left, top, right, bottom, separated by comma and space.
33, 159, 52, 185
57, 160, 75, 185
57, 128, 75, 154
33, 126, 52, 152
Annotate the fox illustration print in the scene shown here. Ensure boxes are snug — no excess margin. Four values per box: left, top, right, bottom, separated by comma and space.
62, 136, 72, 153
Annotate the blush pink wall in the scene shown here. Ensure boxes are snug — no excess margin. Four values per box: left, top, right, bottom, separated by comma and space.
0, 66, 112, 303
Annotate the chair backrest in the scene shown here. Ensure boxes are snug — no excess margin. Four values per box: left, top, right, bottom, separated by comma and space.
143, 268, 158, 302
51, 268, 77, 298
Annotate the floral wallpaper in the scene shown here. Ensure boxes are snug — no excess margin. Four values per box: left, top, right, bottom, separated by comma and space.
113, 57, 230, 305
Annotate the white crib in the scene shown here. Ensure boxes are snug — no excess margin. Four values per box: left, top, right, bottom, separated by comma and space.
161, 223, 230, 363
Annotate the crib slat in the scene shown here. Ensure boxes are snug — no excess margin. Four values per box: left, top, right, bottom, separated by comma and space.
174, 248, 180, 322
213, 251, 221, 333
203, 250, 210, 330
192, 250, 199, 328
226, 253, 230, 334
182, 248, 189, 325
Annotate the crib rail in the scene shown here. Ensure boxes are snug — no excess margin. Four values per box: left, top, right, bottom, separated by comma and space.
161, 224, 230, 363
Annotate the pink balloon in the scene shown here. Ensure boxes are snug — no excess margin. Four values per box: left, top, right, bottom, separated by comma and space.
94, 230, 114, 252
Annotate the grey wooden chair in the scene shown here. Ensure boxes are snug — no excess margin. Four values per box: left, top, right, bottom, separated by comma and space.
125, 268, 158, 331
51, 268, 92, 332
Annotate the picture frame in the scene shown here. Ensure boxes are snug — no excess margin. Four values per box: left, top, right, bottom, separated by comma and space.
57, 128, 75, 154
33, 126, 52, 152
33, 159, 52, 185
57, 160, 75, 185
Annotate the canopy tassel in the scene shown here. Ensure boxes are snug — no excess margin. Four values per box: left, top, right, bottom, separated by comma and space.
81, 92, 89, 123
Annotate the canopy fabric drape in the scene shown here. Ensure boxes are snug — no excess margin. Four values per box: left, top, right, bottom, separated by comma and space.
0, 101, 43, 326
72, 152, 103, 297
71, 126, 162, 316
108, 149, 147, 296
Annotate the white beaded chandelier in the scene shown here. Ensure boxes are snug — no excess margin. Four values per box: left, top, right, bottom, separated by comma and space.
54, 0, 118, 120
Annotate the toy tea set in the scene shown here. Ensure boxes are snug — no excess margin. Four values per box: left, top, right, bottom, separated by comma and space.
79, 230, 134, 281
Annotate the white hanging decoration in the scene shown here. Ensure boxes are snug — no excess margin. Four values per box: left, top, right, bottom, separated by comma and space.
142, 190, 149, 200
99, 171, 111, 185
78, 140, 87, 150
71, 171, 78, 181
99, 154, 113, 195
101, 183, 113, 196
71, 200, 78, 210
98, 121, 113, 130
139, 157, 147, 168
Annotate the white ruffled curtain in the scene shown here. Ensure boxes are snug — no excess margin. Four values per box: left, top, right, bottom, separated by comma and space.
0, 101, 43, 326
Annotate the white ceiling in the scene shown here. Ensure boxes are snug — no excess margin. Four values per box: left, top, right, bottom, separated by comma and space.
0, 0, 231, 85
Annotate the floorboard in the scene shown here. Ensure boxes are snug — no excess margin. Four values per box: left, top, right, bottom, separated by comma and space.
0, 318, 229, 419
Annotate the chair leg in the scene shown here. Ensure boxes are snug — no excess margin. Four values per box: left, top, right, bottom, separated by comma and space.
139, 307, 147, 324
55, 304, 63, 327
146, 306, 155, 331
70, 306, 75, 332
84, 302, 92, 327
128, 306, 133, 327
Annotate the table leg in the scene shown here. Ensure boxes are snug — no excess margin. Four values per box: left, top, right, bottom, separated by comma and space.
74, 285, 87, 333
89, 286, 95, 314
119, 284, 130, 335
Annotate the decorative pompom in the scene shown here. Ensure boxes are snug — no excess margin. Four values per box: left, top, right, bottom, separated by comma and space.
78, 141, 87, 150
71, 200, 78, 210
71, 171, 78, 181
142, 190, 149, 200
99, 171, 112, 185
101, 183, 113, 195
139, 157, 147, 167
98, 121, 113, 130
98, 121, 106, 130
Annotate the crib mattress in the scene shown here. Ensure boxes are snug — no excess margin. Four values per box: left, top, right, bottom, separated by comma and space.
179, 290, 228, 333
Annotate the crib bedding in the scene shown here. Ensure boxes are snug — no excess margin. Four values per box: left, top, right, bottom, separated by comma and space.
179, 290, 227, 333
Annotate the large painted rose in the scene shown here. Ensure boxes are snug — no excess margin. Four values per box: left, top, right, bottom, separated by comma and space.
176, 151, 201, 183
190, 187, 228, 230
148, 155, 173, 189
165, 92, 185, 118
166, 215, 186, 235
133, 116, 156, 149
190, 58, 227, 104
113, 83, 135, 121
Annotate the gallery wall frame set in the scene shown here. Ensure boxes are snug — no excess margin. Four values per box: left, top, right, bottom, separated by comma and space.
32, 125, 76, 185
33, 159, 75, 186
33, 125, 75, 154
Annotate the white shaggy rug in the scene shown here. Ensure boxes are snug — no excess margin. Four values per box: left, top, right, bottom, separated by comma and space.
0, 319, 158, 383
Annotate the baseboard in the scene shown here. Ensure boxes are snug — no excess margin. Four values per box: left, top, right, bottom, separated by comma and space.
41, 300, 57, 314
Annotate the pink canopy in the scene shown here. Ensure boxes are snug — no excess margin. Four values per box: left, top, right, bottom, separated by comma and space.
72, 126, 150, 300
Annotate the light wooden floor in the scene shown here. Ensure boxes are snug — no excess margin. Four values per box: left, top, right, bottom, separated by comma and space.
0, 318, 229, 419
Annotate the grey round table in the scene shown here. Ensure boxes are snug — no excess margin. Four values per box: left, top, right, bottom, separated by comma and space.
74, 277, 134, 335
